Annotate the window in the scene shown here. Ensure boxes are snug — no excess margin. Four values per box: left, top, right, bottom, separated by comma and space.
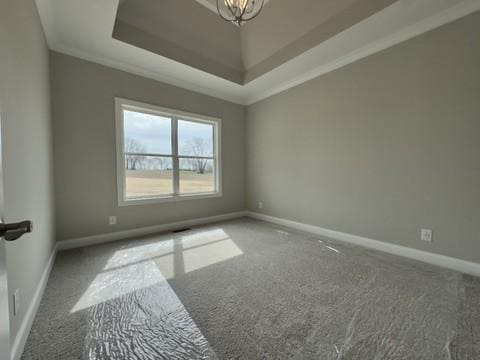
115, 98, 221, 205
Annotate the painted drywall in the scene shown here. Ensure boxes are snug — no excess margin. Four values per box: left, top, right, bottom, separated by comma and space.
242, 0, 399, 83
241, 0, 356, 69
51, 52, 246, 241
241, 0, 398, 71
246, 11, 480, 263
0, 0, 55, 344
114, 0, 243, 83
113, 0, 400, 84
113, 20, 244, 85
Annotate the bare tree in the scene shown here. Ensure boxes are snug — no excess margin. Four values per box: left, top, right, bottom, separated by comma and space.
185, 137, 212, 174
152, 157, 168, 171
125, 138, 146, 170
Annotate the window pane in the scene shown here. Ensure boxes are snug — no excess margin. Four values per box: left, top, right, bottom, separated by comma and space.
123, 110, 172, 155
125, 156, 173, 198
179, 158, 215, 194
178, 120, 214, 157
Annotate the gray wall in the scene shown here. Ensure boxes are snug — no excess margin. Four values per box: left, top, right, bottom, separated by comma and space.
51, 52, 246, 241
246, 12, 480, 263
0, 0, 55, 343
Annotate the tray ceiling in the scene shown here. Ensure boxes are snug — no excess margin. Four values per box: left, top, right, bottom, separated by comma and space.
114, 0, 400, 84
35, 0, 480, 104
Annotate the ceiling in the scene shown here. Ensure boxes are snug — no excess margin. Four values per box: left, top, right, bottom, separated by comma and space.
35, 0, 480, 104
114, 0, 400, 84
114, 0, 244, 84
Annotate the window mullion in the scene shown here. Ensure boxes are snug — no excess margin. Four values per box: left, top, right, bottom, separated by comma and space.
116, 98, 221, 206
172, 117, 180, 195
213, 121, 218, 193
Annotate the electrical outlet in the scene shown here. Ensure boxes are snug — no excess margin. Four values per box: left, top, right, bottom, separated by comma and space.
258, 201, 264, 209
13, 289, 20, 316
421, 229, 433, 242
109, 216, 117, 225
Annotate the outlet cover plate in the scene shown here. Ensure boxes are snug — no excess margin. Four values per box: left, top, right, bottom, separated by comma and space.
421, 229, 433, 242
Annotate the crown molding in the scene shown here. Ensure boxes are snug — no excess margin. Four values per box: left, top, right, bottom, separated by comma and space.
244, 0, 480, 104
36, 0, 480, 106
50, 42, 248, 105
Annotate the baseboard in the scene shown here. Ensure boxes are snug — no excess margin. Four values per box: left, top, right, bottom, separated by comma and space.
10, 211, 247, 359
246, 211, 480, 277
57, 211, 248, 251
9, 211, 479, 360
11, 245, 57, 360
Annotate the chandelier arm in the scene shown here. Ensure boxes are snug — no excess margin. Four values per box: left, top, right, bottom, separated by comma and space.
225, 1, 243, 24
240, 2, 247, 18
227, 2, 240, 18
217, 0, 235, 22
226, 0, 240, 16
242, 0, 264, 21
245, 0, 255, 14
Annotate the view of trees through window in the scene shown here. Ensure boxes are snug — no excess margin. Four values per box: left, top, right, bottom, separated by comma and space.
122, 109, 216, 199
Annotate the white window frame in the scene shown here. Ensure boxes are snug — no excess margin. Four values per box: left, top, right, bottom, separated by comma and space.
115, 97, 222, 206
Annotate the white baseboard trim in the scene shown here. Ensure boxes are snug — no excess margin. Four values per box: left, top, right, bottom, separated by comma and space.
57, 211, 248, 251
246, 211, 480, 277
11, 245, 57, 360
10, 211, 248, 359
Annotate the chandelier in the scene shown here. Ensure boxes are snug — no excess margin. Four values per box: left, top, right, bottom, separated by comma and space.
216, 0, 264, 26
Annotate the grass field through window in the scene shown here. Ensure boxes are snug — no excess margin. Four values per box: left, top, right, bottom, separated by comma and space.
125, 170, 214, 198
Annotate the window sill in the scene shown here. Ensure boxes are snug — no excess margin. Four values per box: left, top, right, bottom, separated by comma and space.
118, 192, 222, 207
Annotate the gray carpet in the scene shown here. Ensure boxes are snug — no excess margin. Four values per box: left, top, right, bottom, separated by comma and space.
22, 218, 480, 359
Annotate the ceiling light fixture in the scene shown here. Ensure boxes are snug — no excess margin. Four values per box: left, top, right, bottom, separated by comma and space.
216, 0, 264, 26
